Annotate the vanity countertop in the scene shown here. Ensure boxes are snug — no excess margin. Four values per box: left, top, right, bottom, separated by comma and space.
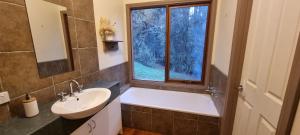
0, 81, 120, 135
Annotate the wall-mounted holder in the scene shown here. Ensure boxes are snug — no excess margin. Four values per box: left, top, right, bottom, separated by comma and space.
103, 40, 123, 51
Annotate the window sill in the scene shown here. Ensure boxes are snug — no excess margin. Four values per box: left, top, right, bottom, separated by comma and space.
130, 80, 208, 94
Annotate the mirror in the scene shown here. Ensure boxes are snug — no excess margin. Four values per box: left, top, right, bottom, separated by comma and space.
25, 0, 74, 78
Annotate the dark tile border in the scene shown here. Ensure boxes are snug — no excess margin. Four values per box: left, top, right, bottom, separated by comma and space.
37, 59, 72, 78
121, 104, 220, 135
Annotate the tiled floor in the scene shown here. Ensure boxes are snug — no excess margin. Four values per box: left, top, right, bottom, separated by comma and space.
123, 128, 162, 135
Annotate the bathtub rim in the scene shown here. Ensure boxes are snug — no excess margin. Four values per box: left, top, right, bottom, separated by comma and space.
120, 87, 220, 118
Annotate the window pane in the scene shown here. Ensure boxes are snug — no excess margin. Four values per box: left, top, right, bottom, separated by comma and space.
169, 5, 209, 81
131, 8, 166, 81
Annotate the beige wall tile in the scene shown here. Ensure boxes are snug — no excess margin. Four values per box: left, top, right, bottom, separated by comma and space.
0, 103, 11, 123
72, 0, 94, 21
0, 76, 4, 92
31, 87, 56, 105
68, 17, 78, 48
54, 77, 82, 94
61, 0, 74, 17
75, 19, 97, 48
0, 52, 52, 98
53, 71, 81, 84
78, 48, 99, 74
9, 95, 25, 117
0, 2, 33, 52
0, 0, 25, 5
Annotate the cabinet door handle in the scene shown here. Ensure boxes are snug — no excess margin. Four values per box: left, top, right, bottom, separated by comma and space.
88, 123, 92, 133
92, 120, 96, 129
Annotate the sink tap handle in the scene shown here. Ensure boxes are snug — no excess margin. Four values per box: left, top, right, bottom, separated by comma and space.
57, 92, 67, 102
78, 85, 83, 93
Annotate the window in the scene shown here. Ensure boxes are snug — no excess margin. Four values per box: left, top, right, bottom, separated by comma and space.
169, 5, 209, 82
128, 2, 211, 84
131, 8, 166, 81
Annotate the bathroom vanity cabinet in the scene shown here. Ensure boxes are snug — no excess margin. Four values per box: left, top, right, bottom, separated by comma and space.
71, 97, 122, 135
0, 81, 122, 135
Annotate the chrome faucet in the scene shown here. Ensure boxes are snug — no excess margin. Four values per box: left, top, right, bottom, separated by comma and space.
206, 86, 217, 97
69, 80, 83, 97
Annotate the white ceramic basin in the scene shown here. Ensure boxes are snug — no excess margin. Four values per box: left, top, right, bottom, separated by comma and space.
51, 88, 111, 120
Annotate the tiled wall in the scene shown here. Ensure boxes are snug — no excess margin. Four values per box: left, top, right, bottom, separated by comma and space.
209, 65, 228, 117
121, 104, 220, 135
0, 0, 129, 123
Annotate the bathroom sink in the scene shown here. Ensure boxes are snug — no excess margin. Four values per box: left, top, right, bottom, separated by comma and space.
51, 88, 111, 120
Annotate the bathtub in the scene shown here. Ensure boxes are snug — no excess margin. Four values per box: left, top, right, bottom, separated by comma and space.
120, 87, 219, 117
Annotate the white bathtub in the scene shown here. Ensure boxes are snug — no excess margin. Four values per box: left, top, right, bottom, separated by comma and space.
120, 87, 219, 117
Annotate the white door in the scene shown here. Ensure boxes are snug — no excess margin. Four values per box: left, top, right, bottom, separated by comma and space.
232, 0, 300, 134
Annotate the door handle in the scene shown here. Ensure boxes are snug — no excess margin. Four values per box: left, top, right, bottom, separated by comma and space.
92, 120, 96, 129
237, 85, 244, 92
87, 123, 92, 133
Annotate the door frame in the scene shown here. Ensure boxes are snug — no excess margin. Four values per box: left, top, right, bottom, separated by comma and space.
276, 33, 300, 135
219, 0, 253, 134
223, 0, 300, 134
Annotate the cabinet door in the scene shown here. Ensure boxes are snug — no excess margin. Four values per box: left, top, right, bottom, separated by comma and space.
71, 120, 93, 135
107, 97, 122, 135
93, 97, 122, 135
92, 105, 109, 135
